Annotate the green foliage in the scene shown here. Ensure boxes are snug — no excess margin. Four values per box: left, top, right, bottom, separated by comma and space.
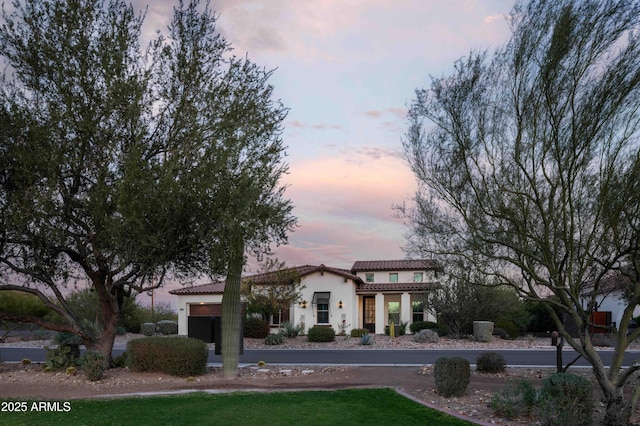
21, 358, 31, 365
539, 373, 594, 426
141, 323, 156, 337
157, 320, 178, 335
127, 336, 208, 377
493, 320, 519, 339
409, 321, 439, 334
491, 378, 538, 420
433, 357, 470, 397
359, 333, 372, 345
279, 322, 303, 338
384, 324, 406, 336
66, 366, 77, 376
113, 351, 128, 369
307, 326, 335, 342
476, 352, 506, 373
80, 351, 106, 381
0, 291, 50, 318
350, 328, 369, 338
524, 300, 559, 334
264, 333, 284, 345
116, 326, 126, 336
243, 317, 270, 338
413, 329, 440, 343
245, 260, 303, 324
44, 345, 77, 370
54, 331, 83, 346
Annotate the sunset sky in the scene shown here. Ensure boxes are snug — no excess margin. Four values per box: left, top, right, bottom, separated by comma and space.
134, 0, 517, 305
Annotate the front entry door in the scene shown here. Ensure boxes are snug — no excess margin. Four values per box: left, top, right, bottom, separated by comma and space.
363, 296, 375, 333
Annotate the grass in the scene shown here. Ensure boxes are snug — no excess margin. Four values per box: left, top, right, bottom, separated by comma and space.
2, 388, 472, 425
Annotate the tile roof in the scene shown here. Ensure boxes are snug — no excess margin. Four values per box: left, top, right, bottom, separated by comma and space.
245, 264, 363, 285
351, 259, 442, 272
169, 281, 225, 295
356, 282, 439, 293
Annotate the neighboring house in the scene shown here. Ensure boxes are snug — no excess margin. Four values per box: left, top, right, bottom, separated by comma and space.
581, 272, 640, 332
170, 259, 441, 337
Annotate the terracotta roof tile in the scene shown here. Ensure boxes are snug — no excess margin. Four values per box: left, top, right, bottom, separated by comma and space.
245, 264, 362, 285
169, 281, 225, 295
356, 282, 439, 293
351, 259, 442, 272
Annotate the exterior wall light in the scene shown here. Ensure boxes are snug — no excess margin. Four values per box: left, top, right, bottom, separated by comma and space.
338, 300, 343, 309
299, 300, 308, 308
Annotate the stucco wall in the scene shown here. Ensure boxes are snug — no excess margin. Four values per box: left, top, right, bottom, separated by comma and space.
175, 294, 223, 336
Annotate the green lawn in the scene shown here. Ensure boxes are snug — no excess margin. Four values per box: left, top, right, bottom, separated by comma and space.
1, 388, 472, 425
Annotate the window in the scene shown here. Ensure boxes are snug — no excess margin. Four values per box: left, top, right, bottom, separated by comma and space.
365, 273, 374, 282
413, 272, 423, 282
313, 292, 330, 324
389, 273, 398, 283
317, 303, 329, 324
388, 301, 400, 325
412, 301, 425, 322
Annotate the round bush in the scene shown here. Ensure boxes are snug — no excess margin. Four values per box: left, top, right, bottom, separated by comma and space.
539, 373, 594, 426
264, 333, 284, 345
157, 320, 178, 335
243, 317, 270, 338
141, 323, 156, 336
434, 357, 470, 397
409, 321, 439, 334
350, 328, 369, 338
81, 350, 106, 381
307, 326, 335, 342
491, 378, 537, 420
476, 351, 506, 373
413, 329, 440, 343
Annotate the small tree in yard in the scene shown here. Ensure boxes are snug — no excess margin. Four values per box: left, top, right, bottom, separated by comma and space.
244, 259, 304, 325
0, 0, 295, 372
400, 1, 640, 424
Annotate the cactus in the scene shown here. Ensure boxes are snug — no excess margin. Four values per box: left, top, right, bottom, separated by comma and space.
45, 344, 77, 370
21, 358, 32, 365
360, 333, 373, 345
390, 321, 395, 339
66, 366, 77, 375
434, 357, 470, 397
81, 350, 106, 381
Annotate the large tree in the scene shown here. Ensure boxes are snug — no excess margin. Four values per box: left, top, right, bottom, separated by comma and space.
0, 0, 294, 370
400, 0, 640, 424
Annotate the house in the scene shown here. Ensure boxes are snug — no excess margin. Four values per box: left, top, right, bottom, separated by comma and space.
170, 259, 441, 337
580, 272, 640, 332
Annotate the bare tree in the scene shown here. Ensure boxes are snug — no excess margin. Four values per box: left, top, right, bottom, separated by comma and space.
400, 1, 640, 424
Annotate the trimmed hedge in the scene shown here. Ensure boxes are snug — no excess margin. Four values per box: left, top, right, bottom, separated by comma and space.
409, 321, 439, 334
434, 357, 470, 397
307, 326, 335, 342
243, 317, 270, 338
350, 328, 369, 338
127, 336, 208, 377
539, 373, 594, 426
157, 320, 178, 335
476, 351, 506, 373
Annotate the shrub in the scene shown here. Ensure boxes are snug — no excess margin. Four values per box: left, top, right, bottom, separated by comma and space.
243, 317, 270, 338
360, 333, 373, 345
280, 322, 303, 338
66, 366, 77, 376
113, 351, 128, 368
32, 329, 51, 340
434, 357, 470, 397
413, 329, 440, 343
307, 326, 335, 342
127, 336, 208, 377
44, 345, 77, 370
410, 321, 439, 334
494, 319, 519, 339
157, 320, 178, 335
264, 333, 284, 345
539, 373, 594, 426
115, 326, 127, 336
141, 323, 156, 336
476, 352, 506, 373
384, 323, 407, 336
21, 358, 32, 365
80, 351, 106, 381
492, 327, 509, 340
54, 331, 83, 346
350, 328, 369, 338
491, 378, 537, 419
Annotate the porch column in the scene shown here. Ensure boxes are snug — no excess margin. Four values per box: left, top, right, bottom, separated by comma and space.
400, 292, 411, 328
375, 292, 385, 334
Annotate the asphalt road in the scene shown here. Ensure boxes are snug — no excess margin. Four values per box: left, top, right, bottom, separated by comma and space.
2, 346, 640, 368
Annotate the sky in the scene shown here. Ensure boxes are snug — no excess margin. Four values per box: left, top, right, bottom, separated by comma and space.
132, 0, 517, 307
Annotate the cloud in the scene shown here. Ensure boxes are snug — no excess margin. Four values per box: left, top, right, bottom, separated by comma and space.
363, 107, 407, 120
289, 120, 343, 131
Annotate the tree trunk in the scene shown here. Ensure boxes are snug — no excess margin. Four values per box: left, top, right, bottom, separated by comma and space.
602, 393, 632, 426
221, 235, 244, 378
